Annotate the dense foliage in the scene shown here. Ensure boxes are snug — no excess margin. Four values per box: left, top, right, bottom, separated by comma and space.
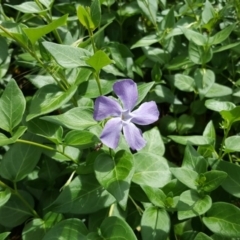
0, 0, 240, 239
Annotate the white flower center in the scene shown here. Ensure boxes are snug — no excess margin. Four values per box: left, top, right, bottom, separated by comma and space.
121, 109, 132, 122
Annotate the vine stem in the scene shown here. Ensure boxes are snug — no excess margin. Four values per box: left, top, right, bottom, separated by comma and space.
219, 123, 232, 159
16, 139, 78, 164
129, 195, 144, 215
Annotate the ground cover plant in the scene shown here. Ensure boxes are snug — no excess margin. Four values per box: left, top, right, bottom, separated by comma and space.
0, 0, 240, 239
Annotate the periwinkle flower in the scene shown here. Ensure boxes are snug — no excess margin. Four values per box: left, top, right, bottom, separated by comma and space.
93, 79, 159, 150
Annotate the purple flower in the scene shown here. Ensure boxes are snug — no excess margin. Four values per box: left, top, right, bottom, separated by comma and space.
93, 79, 159, 150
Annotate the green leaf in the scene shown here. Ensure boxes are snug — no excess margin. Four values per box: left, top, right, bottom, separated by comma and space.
0, 79, 26, 133
199, 170, 227, 192
42, 41, 91, 68
100, 216, 137, 240
182, 145, 207, 173
141, 185, 166, 208
168, 135, 212, 145
210, 24, 235, 45
64, 130, 98, 148
22, 219, 46, 240
205, 83, 232, 98
86, 50, 112, 71
0, 191, 33, 228
132, 153, 171, 188
26, 84, 77, 121
178, 190, 212, 220
77, 5, 95, 30
225, 136, 240, 152
0, 232, 11, 240
91, 0, 101, 28
141, 207, 170, 240
177, 114, 195, 135
0, 134, 42, 182
41, 108, 96, 130
220, 106, 240, 125
79, 79, 114, 98
203, 202, 240, 237
205, 99, 235, 112
189, 41, 213, 64
194, 232, 212, 240
148, 85, 175, 104
42, 219, 88, 240
170, 168, 198, 189
202, 0, 215, 24
140, 127, 165, 156
213, 42, 240, 53
136, 82, 155, 105
180, 27, 207, 46
94, 151, 134, 210
5, 2, 47, 13
27, 118, 63, 144
131, 34, 159, 49
137, 0, 158, 25
194, 68, 215, 99
0, 37, 8, 65
49, 174, 115, 214
212, 160, 240, 198
23, 14, 68, 44
174, 74, 195, 92
0, 188, 11, 207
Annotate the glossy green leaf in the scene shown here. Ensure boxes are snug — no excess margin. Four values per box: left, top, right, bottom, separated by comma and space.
194, 232, 212, 240
42, 219, 88, 240
213, 42, 240, 53
177, 114, 195, 135
212, 160, 240, 198
174, 74, 195, 92
210, 24, 235, 45
205, 83, 232, 98
0, 232, 11, 240
0, 188, 11, 207
168, 135, 212, 145
220, 106, 240, 125
178, 190, 212, 220
27, 118, 62, 144
49, 174, 115, 214
141, 207, 170, 240
77, 5, 95, 30
137, 0, 158, 25
170, 168, 198, 189
0, 191, 33, 228
199, 170, 227, 192
180, 28, 207, 46
202, 0, 215, 24
41, 108, 96, 130
0, 134, 42, 182
42, 41, 91, 68
26, 84, 77, 121
189, 42, 212, 64
79, 79, 114, 98
205, 99, 235, 112
203, 202, 240, 237
100, 216, 137, 240
5, 2, 47, 13
136, 82, 155, 105
148, 85, 175, 104
0, 37, 8, 65
64, 130, 98, 148
132, 153, 171, 188
0, 79, 26, 133
91, 0, 101, 28
141, 185, 166, 208
131, 34, 159, 49
23, 15, 68, 44
86, 50, 112, 71
225, 136, 240, 152
95, 151, 134, 209
140, 127, 165, 156
22, 219, 46, 240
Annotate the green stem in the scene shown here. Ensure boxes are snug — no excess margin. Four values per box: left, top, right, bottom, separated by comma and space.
94, 72, 102, 95
89, 28, 97, 53
129, 195, 144, 215
219, 123, 232, 159
16, 139, 78, 164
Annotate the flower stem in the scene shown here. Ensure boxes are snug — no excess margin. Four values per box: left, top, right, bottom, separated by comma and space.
129, 195, 144, 215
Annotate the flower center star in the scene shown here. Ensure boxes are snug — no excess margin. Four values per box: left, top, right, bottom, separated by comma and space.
121, 109, 132, 122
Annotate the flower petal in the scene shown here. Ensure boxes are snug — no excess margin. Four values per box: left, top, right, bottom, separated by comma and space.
100, 117, 122, 149
94, 96, 122, 121
131, 101, 159, 125
113, 79, 138, 111
123, 122, 146, 150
